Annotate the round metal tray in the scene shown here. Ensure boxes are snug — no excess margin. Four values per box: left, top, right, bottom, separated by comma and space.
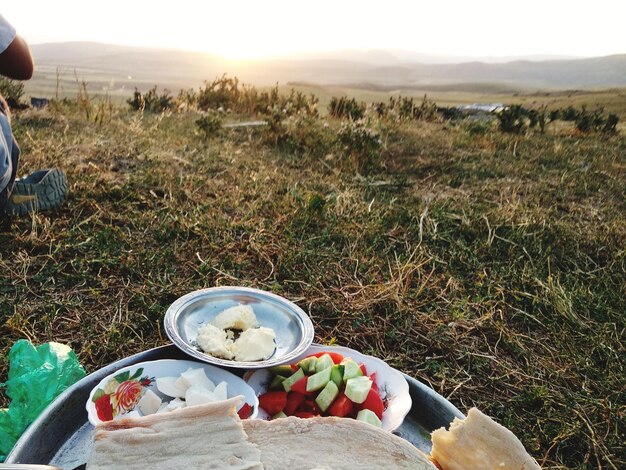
5, 345, 464, 469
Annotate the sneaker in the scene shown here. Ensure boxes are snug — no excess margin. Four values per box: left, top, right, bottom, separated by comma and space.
4, 168, 68, 216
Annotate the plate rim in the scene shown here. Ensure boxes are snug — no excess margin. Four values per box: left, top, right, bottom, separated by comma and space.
85, 357, 260, 425
164, 286, 315, 369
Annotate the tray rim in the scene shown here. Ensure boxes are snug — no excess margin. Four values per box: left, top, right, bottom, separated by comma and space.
6, 344, 464, 466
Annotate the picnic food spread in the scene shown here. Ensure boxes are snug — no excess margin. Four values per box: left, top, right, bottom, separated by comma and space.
196, 304, 277, 361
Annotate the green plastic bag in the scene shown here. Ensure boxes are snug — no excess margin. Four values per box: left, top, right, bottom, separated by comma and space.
0, 339, 86, 461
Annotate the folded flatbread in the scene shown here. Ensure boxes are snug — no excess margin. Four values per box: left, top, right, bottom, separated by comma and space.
243, 416, 437, 470
87, 395, 436, 470
430, 407, 541, 470
87, 396, 262, 469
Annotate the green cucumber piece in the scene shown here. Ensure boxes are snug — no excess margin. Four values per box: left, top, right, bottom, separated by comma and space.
341, 358, 363, 383
330, 364, 344, 388
356, 408, 382, 427
268, 374, 287, 391
344, 376, 372, 404
269, 365, 294, 376
314, 354, 334, 373
297, 356, 317, 374
272, 411, 288, 419
282, 368, 305, 392
315, 380, 339, 412
306, 366, 332, 392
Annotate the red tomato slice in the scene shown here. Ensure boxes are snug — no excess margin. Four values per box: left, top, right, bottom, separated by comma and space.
284, 392, 306, 416
290, 376, 309, 395
306, 351, 344, 364
360, 388, 384, 419
300, 399, 321, 414
237, 403, 253, 419
327, 392, 353, 417
294, 411, 317, 418
359, 363, 367, 376
369, 371, 378, 393
258, 391, 288, 416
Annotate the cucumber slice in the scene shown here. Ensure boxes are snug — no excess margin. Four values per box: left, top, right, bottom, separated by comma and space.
356, 408, 382, 427
315, 380, 339, 412
268, 374, 287, 391
282, 368, 305, 392
306, 366, 332, 392
297, 356, 317, 374
341, 359, 363, 383
344, 376, 372, 404
272, 411, 288, 419
330, 364, 344, 388
269, 365, 294, 376
315, 354, 334, 373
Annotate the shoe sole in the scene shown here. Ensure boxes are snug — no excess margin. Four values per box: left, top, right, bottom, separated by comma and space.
5, 168, 68, 216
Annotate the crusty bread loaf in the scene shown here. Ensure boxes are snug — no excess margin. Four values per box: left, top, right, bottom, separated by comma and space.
430, 407, 541, 470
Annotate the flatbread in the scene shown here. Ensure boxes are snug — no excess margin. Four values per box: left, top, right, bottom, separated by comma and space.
87, 396, 262, 469
430, 407, 541, 470
243, 416, 437, 470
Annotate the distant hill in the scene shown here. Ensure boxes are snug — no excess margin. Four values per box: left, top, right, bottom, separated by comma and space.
28, 42, 626, 96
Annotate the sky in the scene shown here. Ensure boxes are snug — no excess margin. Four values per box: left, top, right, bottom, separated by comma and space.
2, 1, 625, 60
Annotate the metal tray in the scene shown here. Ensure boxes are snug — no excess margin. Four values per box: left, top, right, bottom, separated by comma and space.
5, 345, 464, 469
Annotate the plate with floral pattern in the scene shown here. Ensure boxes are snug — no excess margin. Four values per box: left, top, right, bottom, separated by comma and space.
86, 359, 258, 425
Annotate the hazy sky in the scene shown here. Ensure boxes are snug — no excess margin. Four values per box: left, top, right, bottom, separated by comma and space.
2, 1, 625, 60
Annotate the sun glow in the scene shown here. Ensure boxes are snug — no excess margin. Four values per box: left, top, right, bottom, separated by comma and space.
2, 0, 626, 60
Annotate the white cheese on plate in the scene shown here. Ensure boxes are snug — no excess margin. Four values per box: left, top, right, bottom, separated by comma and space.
232, 327, 276, 361
197, 323, 235, 359
212, 304, 258, 331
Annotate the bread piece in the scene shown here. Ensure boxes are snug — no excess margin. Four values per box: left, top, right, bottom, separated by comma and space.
243, 416, 437, 470
87, 396, 262, 470
430, 407, 541, 470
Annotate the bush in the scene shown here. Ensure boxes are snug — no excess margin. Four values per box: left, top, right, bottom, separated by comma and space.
195, 111, 223, 139
328, 97, 366, 120
0, 77, 25, 108
603, 114, 619, 134
497, 105, 527, 134
127, 86, 173, 112
262, 107, 330, 157
337, 119, 382, 170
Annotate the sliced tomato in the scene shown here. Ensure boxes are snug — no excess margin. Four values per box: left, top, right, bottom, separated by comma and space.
284, 392, 307, 416
290, 376, 309, 395
360, 388, 384, 419
306, 351, 344, 364
294, 411, 317, 418
290, 364, 300, 372
237, 403, 253, 419
300, 399, 321, 415
258, 391, 288, 416
359, 363, 368, 376
369, 371, 379, 393
327, 392, 353, 417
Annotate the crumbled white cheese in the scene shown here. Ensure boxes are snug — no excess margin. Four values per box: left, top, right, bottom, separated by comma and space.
232, 327, 276, 362
197, 323, 235, 360
212, 304, 258, 331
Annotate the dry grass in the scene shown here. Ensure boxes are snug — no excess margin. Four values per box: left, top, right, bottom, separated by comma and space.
0, 95, 624, 468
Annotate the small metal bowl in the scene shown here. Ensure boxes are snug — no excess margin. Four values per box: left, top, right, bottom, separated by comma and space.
164, 286, 314, 369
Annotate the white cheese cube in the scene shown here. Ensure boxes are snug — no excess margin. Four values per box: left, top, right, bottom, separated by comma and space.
180, 367, 216, 391
213, 381, 228, 401
137, 389, 162, 416
156, 376, 187, 398
185, 384, 218, 407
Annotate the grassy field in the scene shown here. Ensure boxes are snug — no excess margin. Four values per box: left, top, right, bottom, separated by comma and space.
1, 86, 625, 468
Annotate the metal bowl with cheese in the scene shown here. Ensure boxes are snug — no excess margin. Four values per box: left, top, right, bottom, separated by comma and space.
164, 287, 315, 369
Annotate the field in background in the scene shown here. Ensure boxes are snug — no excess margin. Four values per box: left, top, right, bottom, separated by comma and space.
23, 69, 626, 120
1, 79, 624, 468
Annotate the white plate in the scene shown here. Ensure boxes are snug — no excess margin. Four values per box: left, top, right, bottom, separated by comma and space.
243, 344, 412, 431
86, 359, 258, 425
